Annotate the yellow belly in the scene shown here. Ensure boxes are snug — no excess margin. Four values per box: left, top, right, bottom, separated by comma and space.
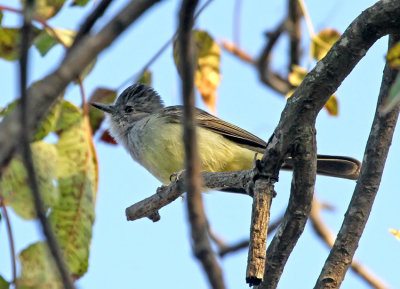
140, 122, 258, 183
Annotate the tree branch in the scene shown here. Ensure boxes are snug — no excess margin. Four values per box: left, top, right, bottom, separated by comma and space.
315, 33, 400, 289
178, 1, 226, 287
19, 1, 75, 289
254, 1, 400, 288
0, 0, 162, 171
310, 198, 390, 289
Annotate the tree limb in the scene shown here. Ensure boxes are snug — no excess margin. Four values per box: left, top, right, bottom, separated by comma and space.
314, 33, 400, 289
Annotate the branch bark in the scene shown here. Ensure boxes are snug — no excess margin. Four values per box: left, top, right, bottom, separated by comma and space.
178, 1, 226, 288
314, 33, 400, 289
254, 1, 400, 288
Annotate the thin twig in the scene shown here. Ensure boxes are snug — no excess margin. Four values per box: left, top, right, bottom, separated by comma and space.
310, 198, 390, 289
117, 0, 214, 91
70, 0, 113, 50
0, 197, 17, 286
178, 1, 226, 288
19, 1, 76, 289
217, 214, 284, 258
315, 33, 400, 289
287, 0, 302, 70
257, 20, 291, 94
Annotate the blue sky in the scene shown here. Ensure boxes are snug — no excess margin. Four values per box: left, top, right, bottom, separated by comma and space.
1, 1, 399, 288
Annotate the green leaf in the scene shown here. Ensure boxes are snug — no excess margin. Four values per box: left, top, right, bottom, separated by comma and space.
0, 141, 59, 220
18, 242, 63, 289
71, 0, 90, 6
54, 100, 82, 132
380, 73, 400, 116
136, 69, 152, 85
0, 27, 20, 60
20, 0, 67, 20
0, 11, 3, 25
50, 114, 97, 277
0, 275, 9, 289
88, 88, 116, 134
34, 28, 76, 56
34, 100, 62, 141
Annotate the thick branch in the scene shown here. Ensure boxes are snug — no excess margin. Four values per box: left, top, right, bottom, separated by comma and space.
310, 198, 390, 289
0, 0, 162, 171
254, 1, 400, 288
315, 34, 400, 289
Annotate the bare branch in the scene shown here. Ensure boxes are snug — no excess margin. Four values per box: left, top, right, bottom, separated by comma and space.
19, 1, 75, 289
287, 0, 302, 70
178, 1, 226, 287
310, 198, 390, 289
0, 0, 162, 172
70, 0, 113, 50
0, 198, 17, 286
218, 214, 283, 258
253, 1, 400, 288
315, 33, 400, 289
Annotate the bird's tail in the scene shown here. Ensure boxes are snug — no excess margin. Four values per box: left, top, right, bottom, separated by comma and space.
281, 155, 361, 180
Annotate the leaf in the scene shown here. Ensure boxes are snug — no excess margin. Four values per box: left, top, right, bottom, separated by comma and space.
288, 65, 307, 87
100, 130, 117, 145
34, 28, 76, 56
380, 73, 400, 116
287, 65, 339, 116
18, 242, 63, 289
54, 100, 83, 132
21, 0, 67, 20
0, 27, 20, 61
88, 88, 116, 134
174, 30, 221, 114
0, 142, 59, 220
0, 97, 64, 141
71, 0, 91, 6
311, 29, 341, 61
0, 11, 3, 25
33, 100, 62, 141
386, 41, 400, 68
136, 69, 152, 85
389, 228, 400, 241
50, 113, 97, 277
323, 94, 339, 116
0, 275, 9, 289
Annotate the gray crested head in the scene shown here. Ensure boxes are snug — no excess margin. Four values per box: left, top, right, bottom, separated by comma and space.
115, 83, 164, 114
91, 83, 164, 145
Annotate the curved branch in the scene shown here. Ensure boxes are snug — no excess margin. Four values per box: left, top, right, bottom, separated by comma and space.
315, 33, 400, 289
255, 1, 400, 288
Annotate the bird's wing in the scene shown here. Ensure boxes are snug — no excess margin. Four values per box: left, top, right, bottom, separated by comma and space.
160, 106, 267, 152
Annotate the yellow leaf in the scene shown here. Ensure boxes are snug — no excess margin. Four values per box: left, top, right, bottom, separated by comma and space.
386, 41, 400, 68
173, 30, 221, 114
311, 29, 341, 61
389, 228, 400, 241
288, 65, 308, 87
324, 94, 339, 116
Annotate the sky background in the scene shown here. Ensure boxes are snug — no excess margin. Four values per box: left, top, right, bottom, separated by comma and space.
1, 0, 399, 288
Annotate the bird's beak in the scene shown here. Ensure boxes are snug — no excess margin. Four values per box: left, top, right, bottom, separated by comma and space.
90, 102, 115, 113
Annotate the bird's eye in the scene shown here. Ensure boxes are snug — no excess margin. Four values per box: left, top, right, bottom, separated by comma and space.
125, 106, 134, 113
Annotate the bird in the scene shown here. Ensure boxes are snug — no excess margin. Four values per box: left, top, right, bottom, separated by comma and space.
91, 83, 361, 184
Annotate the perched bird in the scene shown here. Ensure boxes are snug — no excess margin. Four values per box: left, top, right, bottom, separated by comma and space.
91, 83, 361, 184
